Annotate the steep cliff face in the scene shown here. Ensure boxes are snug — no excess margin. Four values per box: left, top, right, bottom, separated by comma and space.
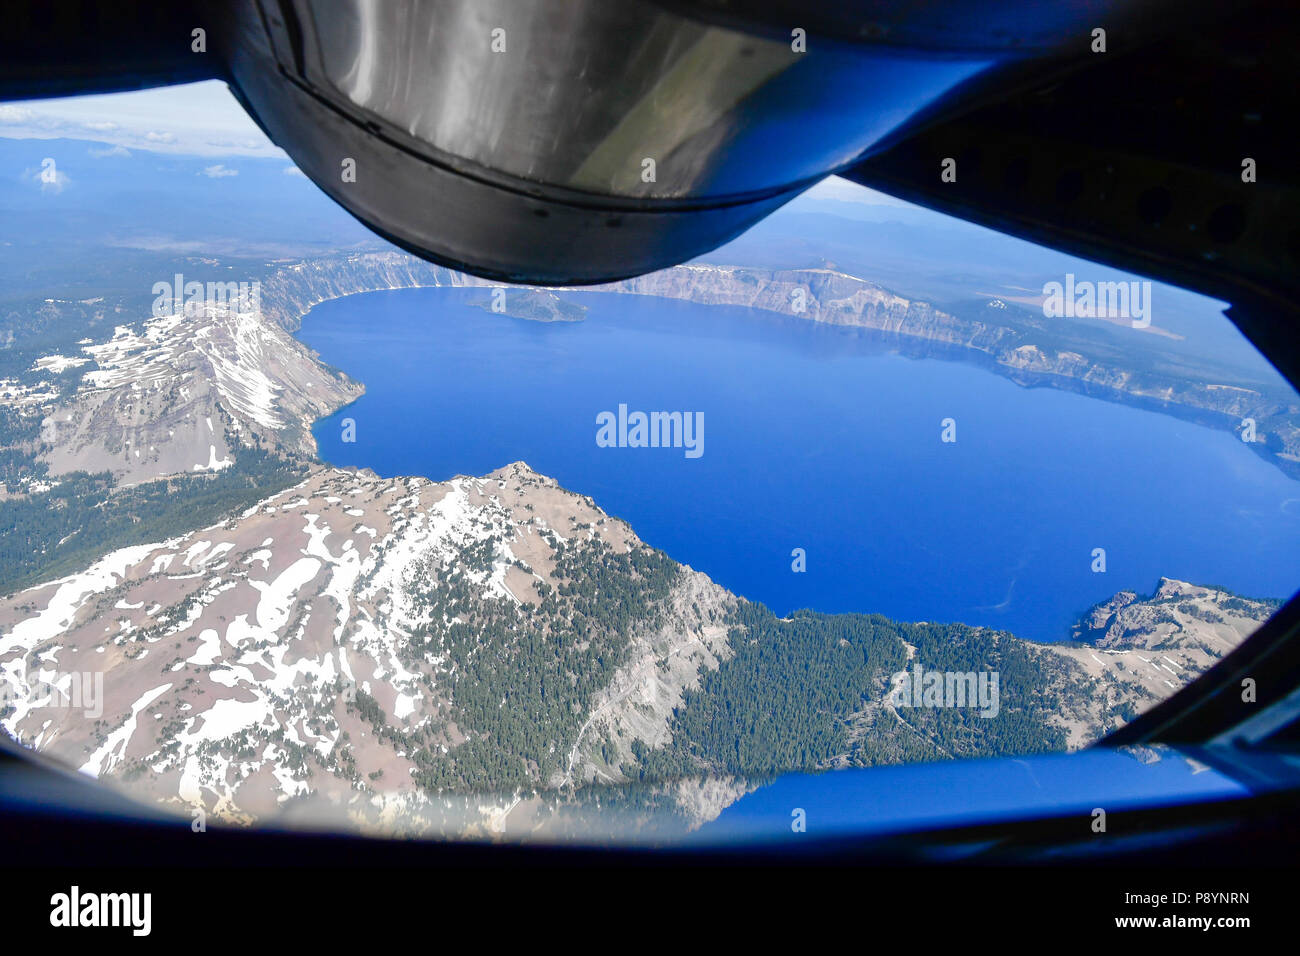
258, 252, 1300, 474
259, 252, 973, 341
30, 305, 362, 485
259, 255, 488, 333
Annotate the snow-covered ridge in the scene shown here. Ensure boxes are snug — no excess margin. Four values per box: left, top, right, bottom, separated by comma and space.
81, 311, 286, 430
0, 461, 725, 833
23, 304, 363, 484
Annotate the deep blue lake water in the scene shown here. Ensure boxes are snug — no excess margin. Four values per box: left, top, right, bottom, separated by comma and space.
701, 747, 1246, 842
300, 287, 1300, 642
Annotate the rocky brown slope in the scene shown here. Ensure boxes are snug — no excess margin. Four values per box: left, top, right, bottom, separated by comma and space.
27, 305, 361, 485
1038, 579, 1280, 748
0, 462, 733, 834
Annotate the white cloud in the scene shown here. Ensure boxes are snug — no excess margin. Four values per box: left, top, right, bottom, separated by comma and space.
282, 166, 306, 177
200, 164, 238, 178
0, 81, 284, 158
89, 144, 131, 158
0, 105, 36, 124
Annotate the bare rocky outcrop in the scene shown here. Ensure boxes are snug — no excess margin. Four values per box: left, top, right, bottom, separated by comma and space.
1036, 578, 1277, 748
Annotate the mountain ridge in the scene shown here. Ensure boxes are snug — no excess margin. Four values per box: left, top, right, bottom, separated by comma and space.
0, 456, 1273, 836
